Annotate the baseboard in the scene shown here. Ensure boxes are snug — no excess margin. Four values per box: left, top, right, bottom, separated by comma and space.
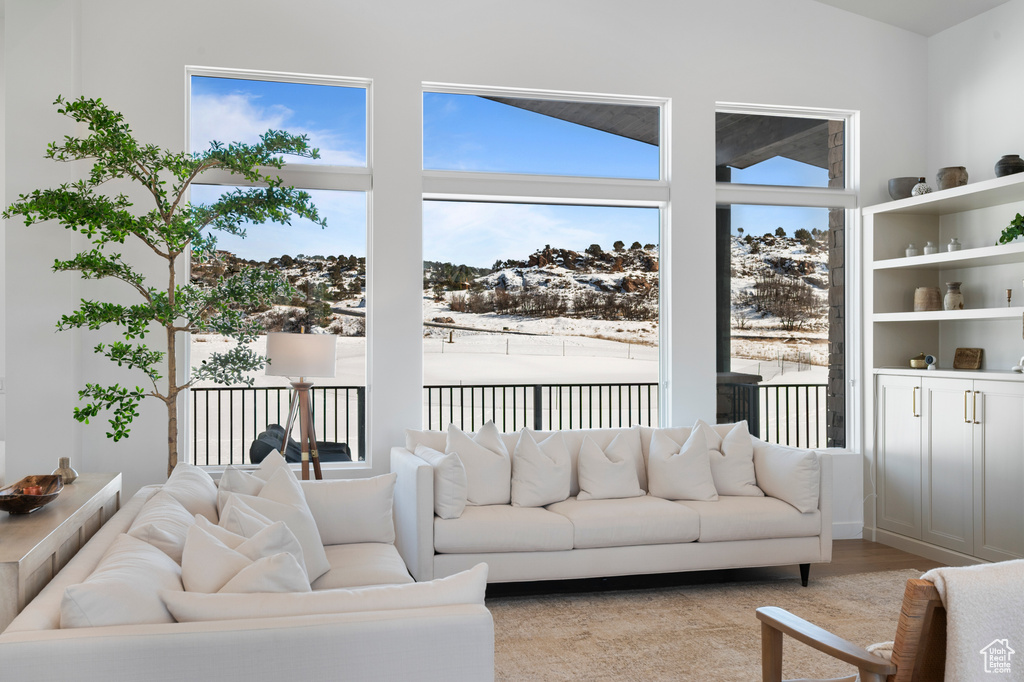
872, 528, 984, 567
832, 521, 863, 540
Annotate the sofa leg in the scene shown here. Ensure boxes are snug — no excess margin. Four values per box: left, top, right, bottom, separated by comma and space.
799, 563, 810, 587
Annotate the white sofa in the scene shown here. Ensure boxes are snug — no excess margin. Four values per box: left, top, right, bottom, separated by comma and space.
392, 422, 832, 585
0, 461, 494, 682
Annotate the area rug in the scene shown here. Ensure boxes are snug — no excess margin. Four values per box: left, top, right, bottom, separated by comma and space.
489, 569, 923, 681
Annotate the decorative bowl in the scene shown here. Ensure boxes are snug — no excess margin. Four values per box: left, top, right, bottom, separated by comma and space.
888, 177, 919, 201
0, 475, 64, 514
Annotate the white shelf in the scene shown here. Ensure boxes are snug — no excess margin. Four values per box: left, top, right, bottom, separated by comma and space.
873, 306, 1024, 322
874, 242, 1024, 270
864, 173, 1024, 216
875, 367, 1024, 380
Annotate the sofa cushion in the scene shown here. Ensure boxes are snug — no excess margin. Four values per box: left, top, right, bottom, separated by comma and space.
405, 427, 447, 452
753, 440, 820, 513
646, 428, 719, 501
434, 504, 575, 553
181, 522, 309, 592
415, 444, 468, 519
312, 542, 414, 590
676, 496, 820, 542
511, 430, 571, 507
447, 421, 512, 505
216, 450, 295, 515
695, 420, 764, 497
577, 433, 643, 501
299, 473, 397, 545
162, 463, 219, 522
126, 490, 196, 563
162, 563, 487, 623
60, 533, 183, 628
546, 495, 700, 548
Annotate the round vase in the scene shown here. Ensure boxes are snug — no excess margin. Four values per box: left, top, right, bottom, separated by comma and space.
914, 286, 942, 312
923, 241, 938, 255
936, 166, 968, 190
911, 177, 932, 196
944, 282, 964, 311
947, 237, 961, 251
995, 155, 1024, 177
52, 457, 78, 484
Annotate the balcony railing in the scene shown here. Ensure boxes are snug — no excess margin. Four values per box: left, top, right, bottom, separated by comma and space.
189, 381, 827, 466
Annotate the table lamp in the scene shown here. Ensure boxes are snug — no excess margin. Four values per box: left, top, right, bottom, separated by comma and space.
265, 330, 337, 480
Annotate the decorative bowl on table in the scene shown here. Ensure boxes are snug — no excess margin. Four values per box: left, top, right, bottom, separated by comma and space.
0, 475, 64, 514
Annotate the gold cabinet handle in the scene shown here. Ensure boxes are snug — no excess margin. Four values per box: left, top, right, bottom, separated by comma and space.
964, 390, 971, 423
913, 385, 920, 417
974, 390, 981, 424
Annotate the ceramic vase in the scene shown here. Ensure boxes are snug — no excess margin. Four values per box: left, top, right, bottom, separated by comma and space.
923, 241, 938, 255
995, 154, 1024, 177
936, 166, 968, 190
947, 238, 961, 251
944, 282, 964, 311
912, 177, 932, 196
52, 457, 78, 484
914, 286, 942, 312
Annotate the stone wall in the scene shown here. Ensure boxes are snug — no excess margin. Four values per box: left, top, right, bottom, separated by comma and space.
827, 120, 846, 448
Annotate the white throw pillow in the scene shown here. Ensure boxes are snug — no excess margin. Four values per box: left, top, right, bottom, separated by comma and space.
299, 473, 397, 545
221, 468, 330, 582
216, 450, 296, 515
511, 430, 571, 507
446, 421, 512, 505
695, 420, 764, 497
161, 563, 488, 622
127, 491, 196, 563
753, 440, 821, 513
181, 523, 309, 593
415, 444, 468, 520
646, 428, 719, 501
61, 533, 182, 628
404, 428, 447, 453
576, 433, 644, 501
162, 463, 219, 522
218, 498, 275, 537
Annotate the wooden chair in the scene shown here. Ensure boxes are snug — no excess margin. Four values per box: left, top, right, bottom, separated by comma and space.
756, 578, 946, 682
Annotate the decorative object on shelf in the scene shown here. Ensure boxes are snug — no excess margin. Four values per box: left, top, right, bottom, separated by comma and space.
906, 242, 920, 257
997, 212, 1024, 245
914, 286, 942, 311
947, 237, 961, 251
52, 457, 78, 484
936, 166, 968, 190
953, 347, 983, 370
909, 352, 928, 369
911, 177, 932, 196
1008, 289, 1013, 307
943, 282, 964, 310
888, 176, 919, 200
925, 355, 937, 370
994, 154, 1024, 177
0, 475, 64, 514
923, 241, 938, 255
1012, 356, 1024, 373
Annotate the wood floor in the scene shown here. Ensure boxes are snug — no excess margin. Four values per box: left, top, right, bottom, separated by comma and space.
486, 539, 945, 597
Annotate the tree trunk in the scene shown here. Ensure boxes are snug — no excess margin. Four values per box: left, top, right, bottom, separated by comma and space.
167, 395, 178, 478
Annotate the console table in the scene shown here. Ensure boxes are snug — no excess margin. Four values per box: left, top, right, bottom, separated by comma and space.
0, 472, 121, 632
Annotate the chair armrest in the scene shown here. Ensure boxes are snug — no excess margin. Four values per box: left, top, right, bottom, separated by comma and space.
757, 607, 896, 679
390, 446, 435, 582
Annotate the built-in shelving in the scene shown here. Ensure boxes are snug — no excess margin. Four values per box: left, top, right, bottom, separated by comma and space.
873, 306, 1024, 323
874, 241, 1024, 270
864, 172, 1024, 217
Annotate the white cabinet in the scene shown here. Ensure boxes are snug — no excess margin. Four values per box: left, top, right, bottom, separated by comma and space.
972, 380, 1024, 562
876, 374, 922, 538
920, 378, 974, 554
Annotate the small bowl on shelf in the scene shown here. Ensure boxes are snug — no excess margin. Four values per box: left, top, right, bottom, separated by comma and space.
0, 475, 64, 514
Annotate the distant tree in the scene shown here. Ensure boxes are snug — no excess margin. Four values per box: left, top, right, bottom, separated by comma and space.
643, 243, 656, 250
613, 240, 625, 252
794, 228, 812, 244
586, 243, 603, 257
630, 241, 642, 250
743, 234, 754, 244
749, 241, 761, 254
737, 227, 744, 237
775, 227, 786, 237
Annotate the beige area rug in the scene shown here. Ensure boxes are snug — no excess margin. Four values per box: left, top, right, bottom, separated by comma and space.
489, 569, 923, 681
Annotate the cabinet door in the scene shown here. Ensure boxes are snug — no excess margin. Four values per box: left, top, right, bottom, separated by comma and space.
876, 375, 922, 538
921, 378, 974, 554
973, 380, 1024, 561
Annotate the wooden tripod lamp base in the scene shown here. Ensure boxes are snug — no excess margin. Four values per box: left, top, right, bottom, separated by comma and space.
281, 381, 321, 480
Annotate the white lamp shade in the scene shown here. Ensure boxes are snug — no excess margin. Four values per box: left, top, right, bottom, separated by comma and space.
265, 332, 337, 379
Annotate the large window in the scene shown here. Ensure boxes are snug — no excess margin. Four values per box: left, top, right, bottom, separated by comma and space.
187, 71, 370, 466
422, 86, 667, 431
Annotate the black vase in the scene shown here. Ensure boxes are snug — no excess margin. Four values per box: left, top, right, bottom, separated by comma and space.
995, 154, 1024, 177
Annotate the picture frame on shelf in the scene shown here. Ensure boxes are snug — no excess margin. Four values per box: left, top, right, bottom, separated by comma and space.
953, 347, 983, 370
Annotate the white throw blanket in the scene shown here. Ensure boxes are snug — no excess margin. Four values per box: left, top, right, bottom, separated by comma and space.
921, 560, 1024, 681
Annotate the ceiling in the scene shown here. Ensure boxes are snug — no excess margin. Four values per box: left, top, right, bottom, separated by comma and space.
808, 0, 1011, 37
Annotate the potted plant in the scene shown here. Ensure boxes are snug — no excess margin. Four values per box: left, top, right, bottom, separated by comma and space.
3, 96, 325, 477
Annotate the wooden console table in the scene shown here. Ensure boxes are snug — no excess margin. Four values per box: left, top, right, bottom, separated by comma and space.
0, 472, 121, 632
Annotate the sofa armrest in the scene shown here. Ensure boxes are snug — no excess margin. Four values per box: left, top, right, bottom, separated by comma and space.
817, 450, 833, 562
391, 446, 435, 582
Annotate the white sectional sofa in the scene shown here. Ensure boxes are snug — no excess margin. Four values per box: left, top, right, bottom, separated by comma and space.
0, 457, 494, 682
392, 421, 832, 585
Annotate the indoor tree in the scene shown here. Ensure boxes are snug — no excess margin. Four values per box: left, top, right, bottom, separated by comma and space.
3, 96, 326, 477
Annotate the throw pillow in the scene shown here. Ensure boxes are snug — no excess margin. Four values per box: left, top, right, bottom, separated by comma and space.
218, 498, 275, 537
220, 467, 330, 582
180, 523, 310, 593
126, 490, 196, 564
752, 440, 820, 513
162, 463, 219, 522
576, 433, 644, 501
404, 428, 447, 453
299, 473, 397, 545
61, 533, 183, 628
414, 444, 468, 519
216, 450, 296, 515
511, 430, 571, 507
446, 421, 512, 505
646, 428, 719, 501
162, 562, 488, 622
695, 419, 763, 497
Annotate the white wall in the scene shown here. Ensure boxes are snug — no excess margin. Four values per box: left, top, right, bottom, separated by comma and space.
4, 0, 929, 497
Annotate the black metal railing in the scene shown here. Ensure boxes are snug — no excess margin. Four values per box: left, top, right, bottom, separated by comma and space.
720, 382, 827, 449
191, 386, 365, 466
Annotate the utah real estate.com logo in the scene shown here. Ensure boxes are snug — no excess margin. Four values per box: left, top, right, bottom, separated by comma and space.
980, 639, 1015, 675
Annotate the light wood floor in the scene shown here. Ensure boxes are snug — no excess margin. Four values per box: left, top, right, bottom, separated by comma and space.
487, 539, 944, 597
